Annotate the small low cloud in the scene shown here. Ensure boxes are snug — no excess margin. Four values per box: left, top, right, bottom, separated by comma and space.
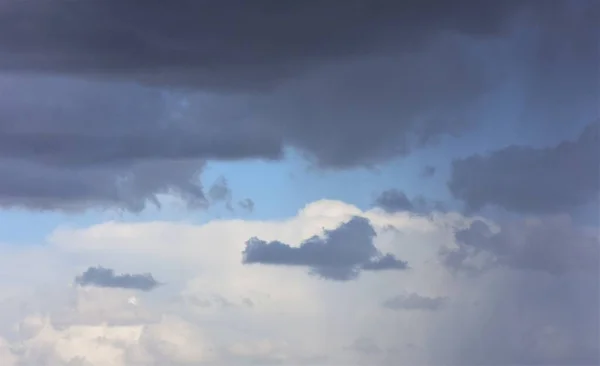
242, 216, 408, 281
421, 165, 436, 178
374, 190, 413, 213
238, 198, 255, 213
75, 266, 161, 292
382, 293, 446, 311
208, 176, 233, 211
374, 189, 445, 214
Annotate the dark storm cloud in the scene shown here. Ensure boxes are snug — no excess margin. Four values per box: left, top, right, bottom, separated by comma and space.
0, 0, 534, 85
374, 189, 445, 214
382, 293, 446, 311
448, 122, 600, 214
442, 216, 600, 275
0, 76, 282, 166
74, 266, 161, 291
0, 1, 596, 210
0, 75, 281, 212
242, 216, 408, 281
238, 199, 255, 213
0, 1, 594, 120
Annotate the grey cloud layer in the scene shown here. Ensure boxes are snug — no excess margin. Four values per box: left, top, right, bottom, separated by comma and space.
436, 214, 600, 365
449, 122, 600, 214
438, 270, 600, 366
242, 216, 408, 280
75, 266, 160, 291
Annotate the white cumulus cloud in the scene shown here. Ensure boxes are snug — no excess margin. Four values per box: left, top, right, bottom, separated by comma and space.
0, 199, 596, 365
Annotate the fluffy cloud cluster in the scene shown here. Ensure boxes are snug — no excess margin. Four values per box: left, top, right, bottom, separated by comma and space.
0, 199, 596, 365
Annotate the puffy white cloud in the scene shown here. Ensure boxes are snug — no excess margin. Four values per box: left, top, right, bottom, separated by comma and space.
0, 199, 596, 365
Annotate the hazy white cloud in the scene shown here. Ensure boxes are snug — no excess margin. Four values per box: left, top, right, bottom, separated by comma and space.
0, 199, 596, 365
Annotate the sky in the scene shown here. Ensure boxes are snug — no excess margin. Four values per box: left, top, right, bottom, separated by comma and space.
0, 1, 598, 365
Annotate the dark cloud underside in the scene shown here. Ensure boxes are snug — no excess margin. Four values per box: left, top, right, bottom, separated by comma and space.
242, 216, 408, 280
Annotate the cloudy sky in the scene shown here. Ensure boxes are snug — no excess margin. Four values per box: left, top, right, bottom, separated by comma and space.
0, 1, 598, 365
